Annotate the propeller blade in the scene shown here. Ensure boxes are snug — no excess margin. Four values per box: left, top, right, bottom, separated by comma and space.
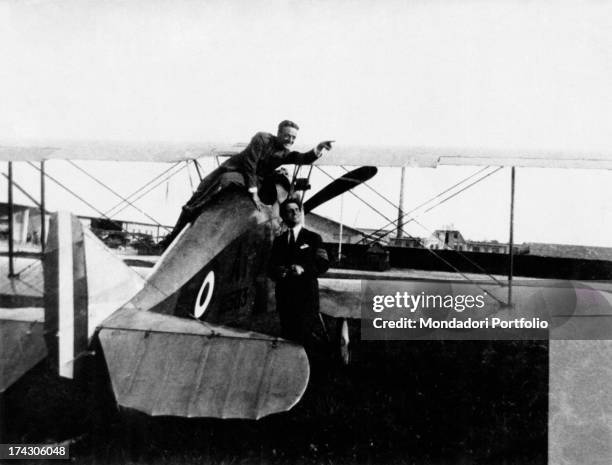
303, 166, 377, 213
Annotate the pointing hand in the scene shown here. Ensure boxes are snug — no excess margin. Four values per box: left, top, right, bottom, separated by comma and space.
316, 140, 335, 154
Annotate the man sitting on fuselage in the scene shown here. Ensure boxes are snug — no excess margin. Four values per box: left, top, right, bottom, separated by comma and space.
160, 120, 333, 249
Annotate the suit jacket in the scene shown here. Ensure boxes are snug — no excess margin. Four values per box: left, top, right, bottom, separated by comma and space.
180, 132, 317, 216
268, 227, 329, 342
222, 132, 319, 190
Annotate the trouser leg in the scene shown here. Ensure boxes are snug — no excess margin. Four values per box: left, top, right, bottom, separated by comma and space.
160, 170, 249, 250
160, 207, 193, 249
160, 170, 222, 249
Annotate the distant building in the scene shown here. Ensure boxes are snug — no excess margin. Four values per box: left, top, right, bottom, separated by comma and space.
389, 236, 423, 248
0, 203, 47, 248
358, 229, 393, 246
305, 212, 364, 244
424, 228, 514, 254
0, 202, 171, 253
425, 229, 468, 251
465, 240, 509, 254
86, 216, 168, 243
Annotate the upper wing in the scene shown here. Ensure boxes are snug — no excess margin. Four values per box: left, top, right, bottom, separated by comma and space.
0, 140, 246, 163
316, 145, 612, 169
3, 140, 612, 169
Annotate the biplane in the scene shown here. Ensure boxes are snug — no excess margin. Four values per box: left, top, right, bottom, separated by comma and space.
1, 140, 612, 421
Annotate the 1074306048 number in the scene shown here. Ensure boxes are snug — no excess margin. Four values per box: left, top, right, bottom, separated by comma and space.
0, 444, 69, 459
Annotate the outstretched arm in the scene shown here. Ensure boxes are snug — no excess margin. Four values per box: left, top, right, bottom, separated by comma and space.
285, 140, 334, 165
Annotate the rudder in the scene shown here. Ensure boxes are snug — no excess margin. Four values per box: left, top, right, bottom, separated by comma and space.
44, 212, 145, 379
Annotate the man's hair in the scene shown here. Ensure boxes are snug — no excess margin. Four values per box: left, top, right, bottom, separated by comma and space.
278, 120, 300, 132
280, 197, 303, 220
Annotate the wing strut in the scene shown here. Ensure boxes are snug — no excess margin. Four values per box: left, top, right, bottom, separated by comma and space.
2, 160, 47, 265
396, 166, 406, 240
290, 164, 315, 204
7, 162, 16, 277
507, 166, 516, 306
40, 161, 46, 253
193, 159, 203, 181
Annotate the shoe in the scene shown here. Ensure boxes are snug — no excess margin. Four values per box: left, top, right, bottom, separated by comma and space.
158, 234, 174, 251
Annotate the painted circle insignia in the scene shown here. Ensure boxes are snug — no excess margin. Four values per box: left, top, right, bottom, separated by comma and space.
194, 270, 215, 318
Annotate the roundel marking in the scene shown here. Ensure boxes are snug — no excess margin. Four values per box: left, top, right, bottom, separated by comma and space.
194, 270, 215, 318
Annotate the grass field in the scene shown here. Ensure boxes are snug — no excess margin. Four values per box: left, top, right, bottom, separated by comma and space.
4, 339, 547, 464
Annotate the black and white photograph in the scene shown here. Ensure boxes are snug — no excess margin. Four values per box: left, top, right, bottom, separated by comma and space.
1, 1, 611, 463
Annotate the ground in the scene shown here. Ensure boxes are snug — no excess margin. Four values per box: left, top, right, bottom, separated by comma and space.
3, 338, 547, 465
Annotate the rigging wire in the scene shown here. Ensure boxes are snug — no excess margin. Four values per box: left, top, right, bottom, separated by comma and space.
403, 215, 505, 286
67, 160, 169, 230
351, 165, 491, 242
315, 165, 395, 227
1, 173, 44, 209
351, 166, 506, 285
26, 162, 124, 230
409, 168, 504, 221
13, 257, 42, 278
357, 167, 496, 244
112, 162, 189, 217
104, 162, 182, 217
314, 165, 507, 305
3, 270, 43, 296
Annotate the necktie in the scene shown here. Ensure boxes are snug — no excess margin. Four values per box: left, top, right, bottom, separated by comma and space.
289, 229, 296, 248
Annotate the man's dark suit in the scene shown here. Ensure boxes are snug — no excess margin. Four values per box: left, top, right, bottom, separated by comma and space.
219, 132, 318, 194
188, 131, 318, 211
162, 132, 318, 247
268, 227, 330, 346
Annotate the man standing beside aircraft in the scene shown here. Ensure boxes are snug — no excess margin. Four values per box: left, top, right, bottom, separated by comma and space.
160, 120, 334, 248
268, 198, 330, 350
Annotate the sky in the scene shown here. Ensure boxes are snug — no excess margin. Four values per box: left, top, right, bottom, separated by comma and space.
1, 0, 611, 246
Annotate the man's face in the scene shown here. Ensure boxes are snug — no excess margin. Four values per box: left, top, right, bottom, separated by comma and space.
283, 202, 302, 228
277, 125, 298, 150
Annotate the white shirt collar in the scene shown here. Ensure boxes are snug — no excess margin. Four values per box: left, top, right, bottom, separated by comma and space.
288, 224, 302, 242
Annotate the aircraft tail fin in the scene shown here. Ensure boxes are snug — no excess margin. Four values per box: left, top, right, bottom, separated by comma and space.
43, 212, 146, 379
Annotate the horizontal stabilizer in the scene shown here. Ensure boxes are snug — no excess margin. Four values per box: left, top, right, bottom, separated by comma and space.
98, 308, 309, 419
